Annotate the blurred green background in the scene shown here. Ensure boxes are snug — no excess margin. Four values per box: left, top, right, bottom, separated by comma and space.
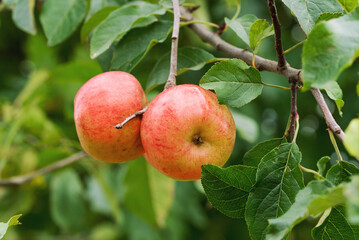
0, 0, 358, 239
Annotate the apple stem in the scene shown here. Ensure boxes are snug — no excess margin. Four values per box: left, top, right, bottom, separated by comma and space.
164, 0, 180, 90
114, 106, 148, 129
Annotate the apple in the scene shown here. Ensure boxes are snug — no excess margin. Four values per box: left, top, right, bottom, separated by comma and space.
141, 84, 236, 180
74, 71, 147, 163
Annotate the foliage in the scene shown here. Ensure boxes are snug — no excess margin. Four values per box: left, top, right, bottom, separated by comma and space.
0, 0, 359, 239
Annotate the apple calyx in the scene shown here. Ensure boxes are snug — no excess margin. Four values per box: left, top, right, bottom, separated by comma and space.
192, 134, 204, 145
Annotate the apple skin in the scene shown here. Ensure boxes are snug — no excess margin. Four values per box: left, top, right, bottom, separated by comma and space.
141, 84, 236, 180
74, 71, 147, 163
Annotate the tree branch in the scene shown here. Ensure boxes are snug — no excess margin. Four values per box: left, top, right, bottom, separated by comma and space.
289, 77, 298, 141
164, 0, 181, 90
311, 89, 345, 142
114, 106, 148, 129
267, 0, 287, 71
0, 152, 87, 186
180, 7, 345, 142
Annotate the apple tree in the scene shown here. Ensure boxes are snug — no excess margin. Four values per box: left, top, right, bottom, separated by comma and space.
0, 0, 359, 239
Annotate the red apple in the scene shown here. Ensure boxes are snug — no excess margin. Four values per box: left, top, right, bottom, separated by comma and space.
141, 84, 236, 180
74, 71, 147, 163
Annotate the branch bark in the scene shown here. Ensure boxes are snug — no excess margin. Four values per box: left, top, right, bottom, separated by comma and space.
164, 0, 181, 90
0, 151, 87, 186
180, 7, 345, 142
267, 0, 287, 71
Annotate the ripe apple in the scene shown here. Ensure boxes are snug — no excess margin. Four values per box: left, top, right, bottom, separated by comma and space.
74, 71, 147, 163
141, 84, 236, 180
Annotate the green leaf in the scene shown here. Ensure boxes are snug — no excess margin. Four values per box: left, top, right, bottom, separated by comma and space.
201, 164, 257, 219
245, 143, 304, 240
147, 47, 215, 90
159, 0, 185, 8
231, 110, 259, 143
12, 0, 36, 35
40, 0, 87, 46
266, 180, 346, 240
337, 0, 359, 12
200, 59, 263, 108
249, 19, 274, 53
243, 138, 284, 167
323, 81, 344, 116
316, 12, 344, 23
123, 157, 175, 227
326, 161, 359, 185
112, 21, 172, 72
302, 8, 359, 90
50, 169, 86, 231
81, 6, 120, 42
312, 206, 359, 240
225, 14, 258, 48
344, 118, 359, 158
345, 176, 359, 224
3, 0, 16, 8
357, 82, 359, 96
281, 0, 344, 34
0, 214, 22, 240
317, 156, 331, 176
90, 2, 165, 58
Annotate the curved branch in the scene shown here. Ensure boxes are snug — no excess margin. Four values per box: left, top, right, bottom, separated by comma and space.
180, 7, 345, 141
0, 152, 87, 186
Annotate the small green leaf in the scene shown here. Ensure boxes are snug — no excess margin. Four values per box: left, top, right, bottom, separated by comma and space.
90, 2, 165, 58
281, 0, 344, 34
337, 0, 359, 12
326, 161, 359, 185
249, 19, 274, 53
344, 118, 359, 158
81, 6, 120, 42
200, 59, 263, 108
323, 81, 344, 116
50, 169, 86, 231
112, 21, 172, 72
317, 156, 331, 176
302, 8, 359, 90
245, 143, 304, 240
266, 180, 345, 240
312, 206, 359, 240
40, 0, 87, 46
12, 0, 36, 35
201, 164, 257, 219
225, 14, 258, 48
243, 138, 284, 167
0, 214, 22, 240
147, 47, 215, 90
345, 176, 359, 224
123, 157, 175, 227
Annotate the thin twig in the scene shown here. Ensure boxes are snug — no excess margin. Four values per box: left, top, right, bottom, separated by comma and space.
311, 89, 345, 142
164, 0, 181, 90
114, 106, 148, 129
180, 7, 345, 142
289, 77, 298, 141
0, 152, 87, 186
267, 0, 287, 71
